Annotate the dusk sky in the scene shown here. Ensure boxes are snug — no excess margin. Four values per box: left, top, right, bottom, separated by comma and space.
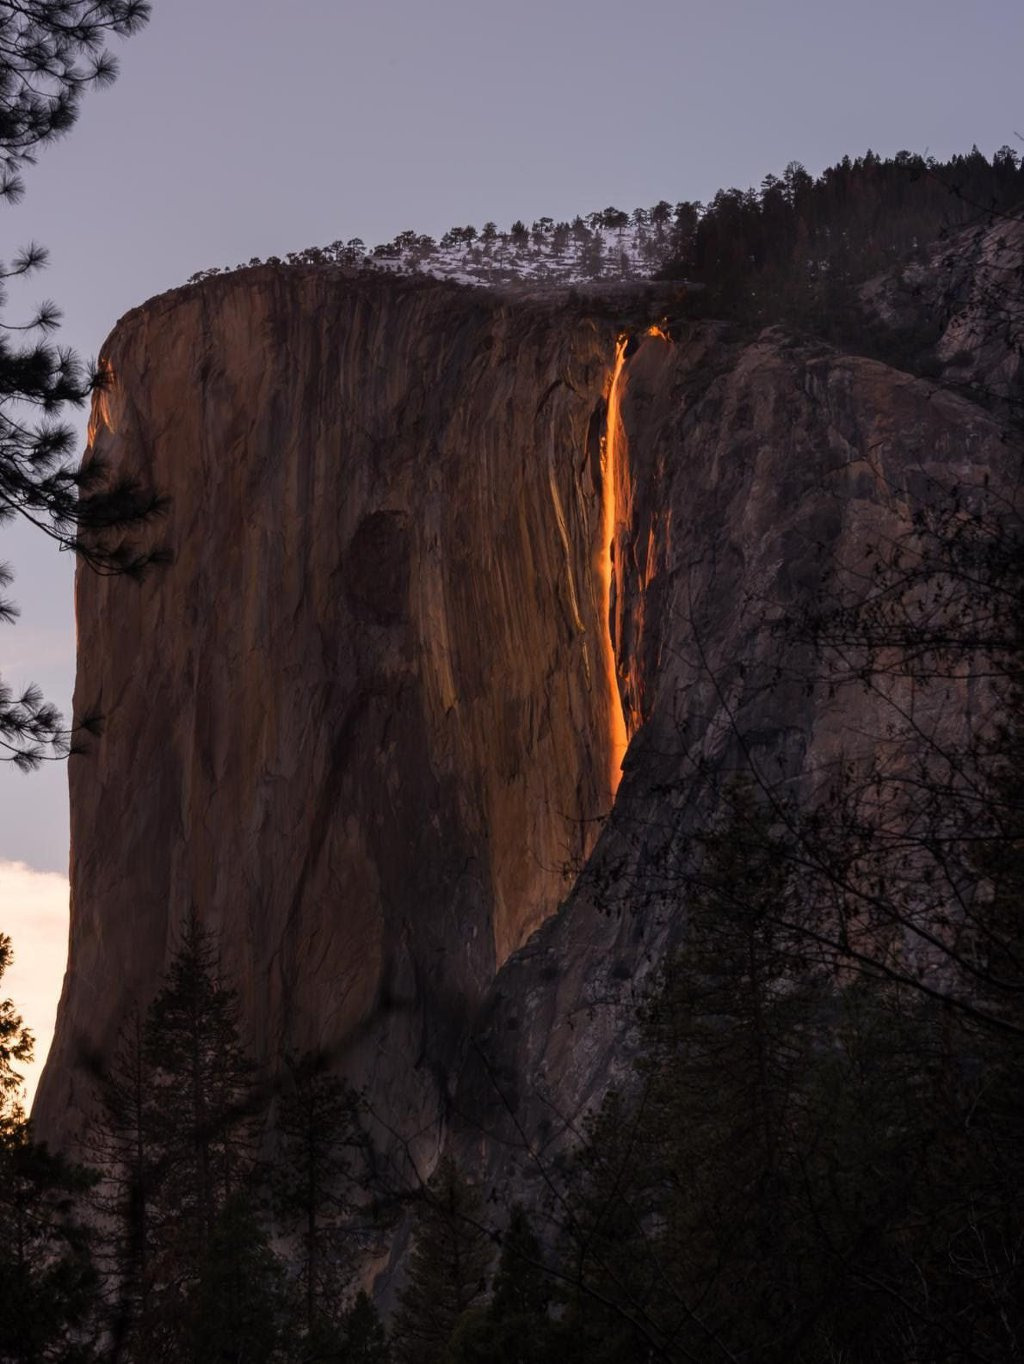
2, 0, 1022, 1100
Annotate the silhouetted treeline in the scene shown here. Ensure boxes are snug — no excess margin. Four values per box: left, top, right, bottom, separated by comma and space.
660, 146, 1024, 340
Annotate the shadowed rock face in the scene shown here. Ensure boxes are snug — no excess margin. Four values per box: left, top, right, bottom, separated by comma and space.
35, 267, 1011, 1200
35, 269, 623, 1154
457, 320, 1012, 1189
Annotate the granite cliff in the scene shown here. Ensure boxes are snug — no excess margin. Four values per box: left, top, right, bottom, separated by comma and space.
34, 261, 1010, 1204
36, 268, 633, 1157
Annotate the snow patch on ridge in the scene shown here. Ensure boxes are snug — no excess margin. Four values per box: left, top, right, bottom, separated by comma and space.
188, 209, 677, 290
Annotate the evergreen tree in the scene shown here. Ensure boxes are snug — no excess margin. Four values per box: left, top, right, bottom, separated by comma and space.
649, 200, 672, 233
95, 913, 278, 1362
555, 1089, 666, 1364
557, 783, 831, 1362
0, 0, 162, 770
273, 1049, 364, 1347
391, 1156, 493, 1364
184, 1193, 291, 1364
88, 1009, 155, 1357
658, 145, 1024, 369
0, 2, 151, 196
338, 1291, 390, 1364
142, 913, 260, 1249
0, 933, 100, 1362
580, 233, 604, 280
488, 1204, 549, 1323
0, 931, 32, 1118
448, 1204, 556, 1364
649, 785, 825, 1354
0, 1130, 100, 1363
793, 981, 983, 1361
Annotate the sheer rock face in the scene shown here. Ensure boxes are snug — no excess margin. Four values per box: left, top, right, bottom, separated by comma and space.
35, 270, 619, 1152
36, 269, 1009, 1192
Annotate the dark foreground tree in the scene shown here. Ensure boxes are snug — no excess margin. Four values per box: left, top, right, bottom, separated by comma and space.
337, 1291, 390, 1364
88, 1008, 154, 1357
448, 1204, 557, 1364
555, 785, 829, 1363
1, 0, 162, 770
552, 777, 1024, 1360
391, 1156, 493, 1364
0, 930, 32, 1112
273, 1049, 366, 1350
0, 1131, 99, 1363
0, 933, 100, 1361
0, 2, 152, 196
185, 1193, 290, 1364
93, 914, 285, 1362
141, 914, 261, 1240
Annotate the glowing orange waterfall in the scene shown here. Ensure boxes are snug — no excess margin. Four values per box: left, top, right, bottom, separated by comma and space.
599, 335, 630, 798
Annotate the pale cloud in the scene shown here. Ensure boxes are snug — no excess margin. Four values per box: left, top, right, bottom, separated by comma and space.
0, 860, 69, 1110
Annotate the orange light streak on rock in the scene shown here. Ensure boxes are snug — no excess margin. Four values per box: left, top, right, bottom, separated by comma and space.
86, 360, 117, 447
599, 335, 630, 798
